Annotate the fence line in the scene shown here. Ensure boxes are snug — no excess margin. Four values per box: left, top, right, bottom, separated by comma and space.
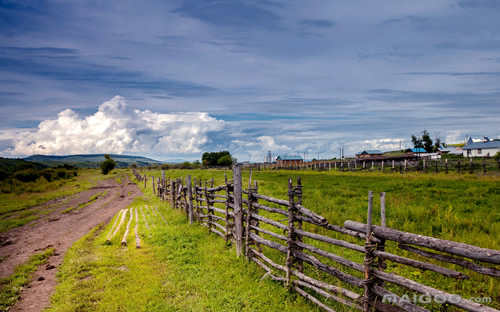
242, 158, 500, 174
132, 168, 500, 312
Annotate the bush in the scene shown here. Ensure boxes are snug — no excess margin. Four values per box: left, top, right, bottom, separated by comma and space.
41, 169, 55, 182
0, 169, 9, 181
160, 164, 169, 170
100, 154, 116, 175
494, 152, 500, 161
13, 169, 40, 182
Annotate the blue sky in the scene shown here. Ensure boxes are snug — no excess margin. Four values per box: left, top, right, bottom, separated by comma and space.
1, 0, 500, 161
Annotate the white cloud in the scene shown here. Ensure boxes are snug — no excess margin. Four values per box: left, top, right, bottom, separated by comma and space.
2, 96, 224, 157
361, 138, 406, 151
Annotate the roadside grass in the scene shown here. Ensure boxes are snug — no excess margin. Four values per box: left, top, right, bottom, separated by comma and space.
0, 248, 54, 311
47, 183, 316, 312
138, 169, 500, 308
0, 169, 121, 233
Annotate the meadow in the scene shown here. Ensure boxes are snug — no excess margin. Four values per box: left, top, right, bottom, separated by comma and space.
2, 167, 499, 311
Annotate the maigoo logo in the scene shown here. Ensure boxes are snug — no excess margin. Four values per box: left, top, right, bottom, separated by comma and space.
382, 294, 492, 305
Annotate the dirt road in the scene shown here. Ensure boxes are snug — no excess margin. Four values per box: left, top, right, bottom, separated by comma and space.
0, 175, 141, 311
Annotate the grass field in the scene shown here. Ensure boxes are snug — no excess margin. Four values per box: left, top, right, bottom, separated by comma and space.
3, 168, 498, 311
0, 169, 121, 233
136, 168, 500, 309
47, 181, 316, 312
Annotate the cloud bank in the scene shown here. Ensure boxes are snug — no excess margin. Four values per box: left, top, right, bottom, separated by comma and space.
4, 96, 224, 157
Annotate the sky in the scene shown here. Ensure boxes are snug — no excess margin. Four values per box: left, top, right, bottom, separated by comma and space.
1, 0, 500, 162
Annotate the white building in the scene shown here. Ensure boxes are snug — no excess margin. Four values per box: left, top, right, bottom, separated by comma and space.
463, 140, 500, 158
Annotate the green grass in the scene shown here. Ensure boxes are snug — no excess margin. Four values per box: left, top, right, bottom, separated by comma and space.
136, 169, 500, 309
0, 248, 54, 311
0, 169, 122, 233
47, 183, 316, 312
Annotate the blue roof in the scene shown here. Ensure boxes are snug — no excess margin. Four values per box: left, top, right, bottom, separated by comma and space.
277, 155, 303, 160
463, 141, 500, 150
411, 148, 426, 153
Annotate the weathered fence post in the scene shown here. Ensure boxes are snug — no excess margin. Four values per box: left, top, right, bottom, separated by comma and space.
296, 177, 303, 272
152, 176, 155, 195
445, 158, 449, 174
245, 182, 255, 258
378, 192, 387, 271
144, 174, 147, 188
469, 158, 474, 174
170, 179, 175, 209
233, 164, 244, 257
363, 191, 376, 312
482, 158, 486, 175
205, 181, 213, 233
285, 178, 296, 288
224, 173, 232, 245
457, 160, 461, 174
186, 175, 193, 224
193, 177, 199, 221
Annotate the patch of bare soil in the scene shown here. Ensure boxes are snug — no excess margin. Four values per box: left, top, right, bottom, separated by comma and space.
0, 175, 141, 312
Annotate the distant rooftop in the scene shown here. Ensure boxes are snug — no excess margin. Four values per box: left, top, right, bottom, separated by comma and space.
356, 149, 383, 155
276, 155, 303, 161
463, 141, 500, 150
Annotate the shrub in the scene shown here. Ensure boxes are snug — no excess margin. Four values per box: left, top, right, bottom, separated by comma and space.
41, 169, 55, 182
160, 164, 169, 170
100, 154, 116, 175
494, 152, 500, 161
13, 169, 40, 182
0, 169, 9, 181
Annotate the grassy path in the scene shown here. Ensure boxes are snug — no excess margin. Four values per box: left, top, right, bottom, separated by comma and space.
47, 183, 317, 311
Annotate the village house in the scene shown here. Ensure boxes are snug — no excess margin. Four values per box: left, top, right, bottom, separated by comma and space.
275, 155, 303, 165
463, 140, 500, 157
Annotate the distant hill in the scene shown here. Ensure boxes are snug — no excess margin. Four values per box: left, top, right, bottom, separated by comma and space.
24, 154, 163, 168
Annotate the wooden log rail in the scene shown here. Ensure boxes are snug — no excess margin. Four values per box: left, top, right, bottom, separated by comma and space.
344, 221, 500, 265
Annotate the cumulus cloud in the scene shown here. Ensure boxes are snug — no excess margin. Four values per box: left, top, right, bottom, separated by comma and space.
3, 96, 224, 156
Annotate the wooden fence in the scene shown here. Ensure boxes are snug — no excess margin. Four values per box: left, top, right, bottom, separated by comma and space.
132, 167, 500, 312
244, 158, 500, 174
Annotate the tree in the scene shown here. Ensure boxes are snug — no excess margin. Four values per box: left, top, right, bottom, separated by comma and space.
100, 154, 116, 175
202, 151, 233, 167
411, 130, 444, 152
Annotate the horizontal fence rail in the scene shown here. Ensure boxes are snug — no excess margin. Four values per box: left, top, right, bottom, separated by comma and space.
132, 167, 500, 312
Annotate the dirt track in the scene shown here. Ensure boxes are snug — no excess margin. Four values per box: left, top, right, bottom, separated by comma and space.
0, 175, 141, 312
